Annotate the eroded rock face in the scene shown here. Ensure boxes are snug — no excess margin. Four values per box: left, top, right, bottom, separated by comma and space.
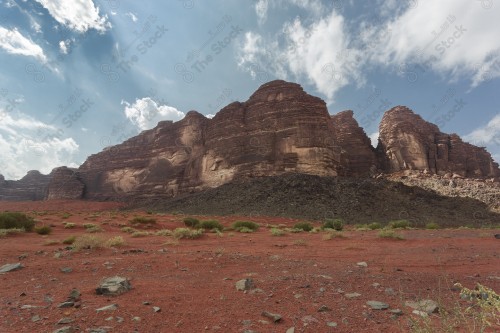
47, 167, 85, 200
0, 170, 50, 201
378, 106, 500, 177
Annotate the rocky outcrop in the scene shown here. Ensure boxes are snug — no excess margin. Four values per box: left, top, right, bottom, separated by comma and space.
46, 167, 85, 200
378, 106, 500, 178
330, 110, 377, 176
0, 170, 50, 201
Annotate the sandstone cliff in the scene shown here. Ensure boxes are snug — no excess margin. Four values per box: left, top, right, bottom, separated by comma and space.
0, 170, 50, 201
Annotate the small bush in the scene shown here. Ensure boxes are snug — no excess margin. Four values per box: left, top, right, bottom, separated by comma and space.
322, 230, 346, 240
183, 217, 200, 228
0, 228, 25, 237
389, 219, 410, 229
378, 230, 404, 240
121, 226, 138, 233
83, 223, 97, 229
199, 220, 223, 231
232, 221, 259, 231
293, 239, 307, 246
155, 229, 173, 236
63, 222, 76, 229
35, 225, 52, 235
173, 228, 204, 239
238, 227, 254, 233
105, 236, 125, 247
131, 231, 150, 238
0, 212, 35, 231
72, 235, 104, 251
43, 239, 59, 245
369, 222, 382, 230
426, 222, 439, 230
61, 213, 71, 219
86, 225, 103, 233
130, 216, 156, 225
293, 222, 313, 232
62, 236, 76, 245
323, 219, 344, 231
270, 228, 285, 236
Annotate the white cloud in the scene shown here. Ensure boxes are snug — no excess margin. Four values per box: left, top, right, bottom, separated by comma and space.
35, 0, 110, 33
254, 0, 325, 24
255, 0, 269, 24
206, 114, 215, 119
369, 131, 379, 148
0, 111, 79, 180
122, 97, 185, 131
125, 12, 138, 22
0, 26, 47, 62
238, 10, 362, 102
463, 114, 500, 146
59, 40, 68, 54
370, 0, 500, 87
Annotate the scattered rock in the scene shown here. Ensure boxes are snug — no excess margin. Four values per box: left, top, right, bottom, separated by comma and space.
153, 306, 161, 313
286, 327, 295, 333
60, 267, 72, 273
57, 318, 74, 325
301, 315, 319, 324
96, 304, 118, 312
318, 305, 331, 312
235, 278, 255, 291
357, 262, 368, 268
96, 276, 131, 296
385, 288, 396, 296
345, 292, 361, 299
143, 301, 151, 305
405, 299, 439, 314
0, 263, 23, 273
18, 253, 28, 260
68, 289, 80, 301
132, 317, 141, 322
372, 283, 380, 288
366, 301, 389, 310
412, 310, 428, 317
261, 311, 282, 322
52, 327, 74, 333
57, 301, 74, 308
389, 309, 403, 316
31, 315, 41, 322
494, 234, 500, 239
89, 329, 108, 333
326, 322, 338, 327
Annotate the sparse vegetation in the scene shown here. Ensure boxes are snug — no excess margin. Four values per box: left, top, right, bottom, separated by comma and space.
155, 229, 173, 236
63, 222, 76, 229
293, 222, 313, 232
43, 239, 59, 245
62, 236, 76, 245
322, 230, 346, 240
0, 228, 25, 237
105, 236, 125, 247
0, 212, 35, 231
130, 216, 157, 225
426, 222, 439, 229
121, 226, 138, 233
270, 228, 285, 236
293, 239, 307, 246
323, 218, 344, 231
183, 217, 200, 228
173, 228, 204, 239
86, 225, 103, 233
61, 213, 71, 219
72, 235, 104, 251
131, 231, 150, 238
35, 225, 52, 235
237, 227, 254, 233
199, 220, 223, 231
389, 219, 411, 229
369, 222, 382, 230
232, 221, 259, 231
378, 229, 404, 240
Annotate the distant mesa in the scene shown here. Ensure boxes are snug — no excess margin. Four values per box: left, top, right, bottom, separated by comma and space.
1, 80, 498, 201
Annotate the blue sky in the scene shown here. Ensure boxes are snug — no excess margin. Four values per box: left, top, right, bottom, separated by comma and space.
0, 0, 499, 180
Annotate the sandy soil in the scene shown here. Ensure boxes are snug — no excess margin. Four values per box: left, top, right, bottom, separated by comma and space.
0, 200, 499, 333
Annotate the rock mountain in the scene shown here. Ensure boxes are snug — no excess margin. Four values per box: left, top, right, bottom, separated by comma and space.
1, 80, 498, 201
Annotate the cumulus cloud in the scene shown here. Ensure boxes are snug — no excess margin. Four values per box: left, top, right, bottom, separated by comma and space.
369, 131, 379, 148
238, 10, 361, 102
35, 0, 110, 33
0, 26, 47, 62
59, 40, 68, 54
0, 111, 79, 180
369, 0, 500, 87
463, 114, 500, 146
125, 12, 138, 22
122, 97, 185, 131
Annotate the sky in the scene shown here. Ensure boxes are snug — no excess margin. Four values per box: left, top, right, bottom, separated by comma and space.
0, 0, 500, 180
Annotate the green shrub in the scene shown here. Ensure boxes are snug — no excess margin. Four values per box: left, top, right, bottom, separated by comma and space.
173, 228, 204, 239
155, 229, 173, 236
389, 219, 410, 229
61, 213, 71, 219
83, 223, 98, 229
426, 222, 439, 229
378, 230, 404, 240
270, 228, 285, 236
121, 226, 137, 233
130, 216, 157, 225
323, 219, 344, 231
232, 221, 259, 231
293, 222, 313, 232
63, 222, 76, 229
131, 231, 150, 238
238, 227, 254, 233
369, 222, 382, 230
105, 236, 126, 247
0, 228, 25, 237
322, 230, 345, 240
0, 212, 35, 231
86, 225, 103, 233
199, 220, 223, 231
35, 225, 52, 235
62, 236, 76, 245
72, 235, 104, 251
183, 217, 200, 228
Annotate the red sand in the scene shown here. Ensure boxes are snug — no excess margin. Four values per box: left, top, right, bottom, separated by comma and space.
0, 200, 499, 332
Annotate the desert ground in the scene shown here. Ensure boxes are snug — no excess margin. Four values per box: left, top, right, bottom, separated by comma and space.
0, 200, 499, 333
